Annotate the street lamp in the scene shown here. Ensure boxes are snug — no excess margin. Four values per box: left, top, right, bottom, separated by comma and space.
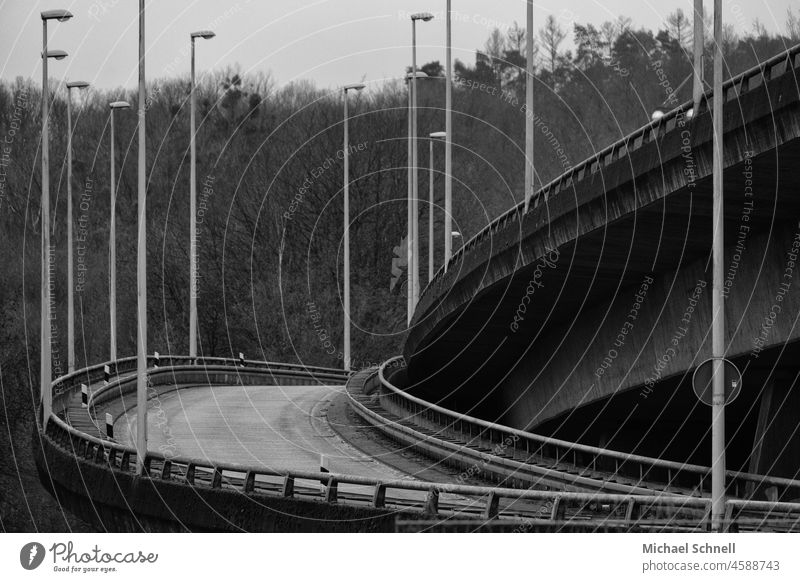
66, 80, 90, 374
342, 82, 365, 372
40, 8, 72, 429
409, 12, 434, 315
445, 1, 453, 271
108, 101, 131, 363
189, 29, 215, 361
135, 0, 147, 476
405, 70, 427, 325
710, 0, 727, 533
428, 131, 446, 281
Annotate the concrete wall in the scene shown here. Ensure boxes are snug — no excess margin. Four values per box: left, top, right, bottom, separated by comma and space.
500, 224, 800, 429
36, 433, 401, 532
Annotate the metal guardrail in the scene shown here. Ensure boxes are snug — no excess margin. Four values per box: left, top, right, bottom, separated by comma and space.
52, 355, 350, 412
376, 357, 800, 502
423, 43, 800, 299
41, 357, 800, 530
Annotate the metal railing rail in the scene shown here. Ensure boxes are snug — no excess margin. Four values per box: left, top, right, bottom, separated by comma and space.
422, 43, 800, 299
376, 358, 800, 501
41, 358, 800, 530
53, 355, 349, 411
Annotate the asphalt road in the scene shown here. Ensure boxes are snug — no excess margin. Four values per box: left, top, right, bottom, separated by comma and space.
115, 384, 413, 481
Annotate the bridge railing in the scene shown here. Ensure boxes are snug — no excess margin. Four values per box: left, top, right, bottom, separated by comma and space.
41, 358, 800, 530
422, 43, 800, 301
51, 355, 349, 415
376, 357, 800, 502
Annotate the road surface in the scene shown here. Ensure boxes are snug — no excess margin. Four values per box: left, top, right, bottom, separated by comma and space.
115, 383, 413, 481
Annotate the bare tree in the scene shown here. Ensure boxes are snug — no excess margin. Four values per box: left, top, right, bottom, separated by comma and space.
787, 8, 800, 42
665, 8, 692, 48
539, 15, 567, 88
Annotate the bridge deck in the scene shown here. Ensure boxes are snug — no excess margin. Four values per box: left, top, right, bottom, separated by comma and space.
112, 383, 412, 481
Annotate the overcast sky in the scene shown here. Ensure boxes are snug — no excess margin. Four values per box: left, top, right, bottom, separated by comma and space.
1, 0, 796, 92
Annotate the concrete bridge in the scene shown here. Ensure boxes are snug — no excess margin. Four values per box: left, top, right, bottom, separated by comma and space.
402, 46, 800, 480
35, 46, 800, 533
36, 357, 800, 531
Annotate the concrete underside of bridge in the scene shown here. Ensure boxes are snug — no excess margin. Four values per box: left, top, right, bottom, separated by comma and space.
402, 58, 800, 478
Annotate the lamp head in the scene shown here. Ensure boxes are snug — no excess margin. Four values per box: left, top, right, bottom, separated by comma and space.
430, 131, 446, 139
411, 12, 434, 22
343, 83, 366, 92
405, 71, 428, 81
67, 80, 90, 90
651, 107, 667, 121
41, 9, 73, 22
190, 30, 216, 39
451, 231, 462, 238
44, 49, 68, 60
110, 101, 131, 110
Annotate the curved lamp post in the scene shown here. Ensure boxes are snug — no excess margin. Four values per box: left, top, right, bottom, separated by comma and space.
189, 30, 215, 361
66, 80, 90, 373
409, 12, 434, 315
40, 8, 72, 428
342, 82, 365, 371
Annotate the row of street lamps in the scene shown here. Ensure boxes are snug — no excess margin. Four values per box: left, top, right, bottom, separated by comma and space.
39, 2, 536, 479
38, 3, 150, 474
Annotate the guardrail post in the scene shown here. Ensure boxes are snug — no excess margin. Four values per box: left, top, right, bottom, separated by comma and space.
550, 496, 566, 521
624, 499, 639, 522
81, 383, 88, 408
373, 483, 386, 508
722, 503, 738, 533
243, 471, 255, 493
424, 488, 439, 517
142, 456, 151, 477
107, 448, 117, 467
94, 444, 105, 463
324, 477, 338, 503
161, 460, 172, 480
211, 467, 222, 488
120, 451, 130, 472
186, 463, 195, 485
483, 491, 500, 520
281, 475, 295, 498
105, 413, 114, 439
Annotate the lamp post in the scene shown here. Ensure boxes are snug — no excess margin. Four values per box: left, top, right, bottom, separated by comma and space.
444, 0, 453, 270
342, 82, 365, 372
66, 80, 90, 374
405, 70, 427, 325
523, 0, 534, 213
135, 0, 147, 475
410, 12, 434, 314
428, 131, 446, 281
711, 0, 726, 533
108, 100, 131, 363
189, 30, 215, 361
693, 0, 704, 114
40, 9, 72, 429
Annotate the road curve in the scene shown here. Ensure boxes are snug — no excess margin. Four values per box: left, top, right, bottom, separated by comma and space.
115, 383, 413, 481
